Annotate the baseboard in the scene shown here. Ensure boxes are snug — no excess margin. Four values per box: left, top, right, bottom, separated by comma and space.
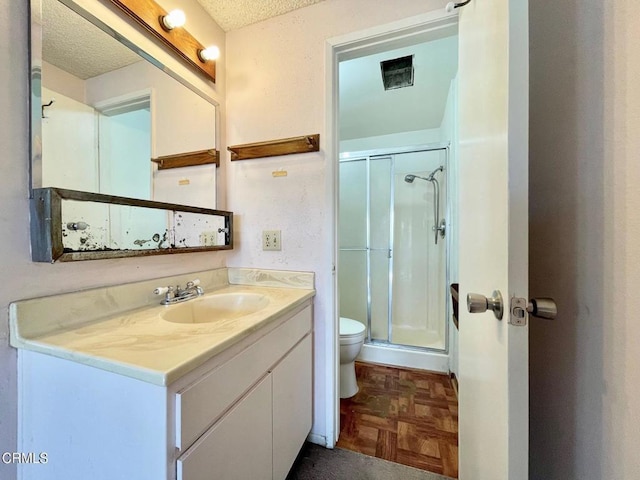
450, 371, 459, 399
307, 432, 328, 447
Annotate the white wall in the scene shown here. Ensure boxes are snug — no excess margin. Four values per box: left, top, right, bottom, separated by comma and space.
86, 60, 218, 208
225, 0, 446, 446
0, 2, 228, 478
339, 35, 458, 141
529, 0, 640, 478
339, 127, 442, 153
42, 60, 85, 103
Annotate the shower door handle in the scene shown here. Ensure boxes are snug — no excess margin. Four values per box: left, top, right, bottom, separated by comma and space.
467, 290, 504, 320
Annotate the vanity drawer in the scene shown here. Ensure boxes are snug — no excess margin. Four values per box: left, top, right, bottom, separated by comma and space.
175, 306, 311, 451
177, 375, 273, 480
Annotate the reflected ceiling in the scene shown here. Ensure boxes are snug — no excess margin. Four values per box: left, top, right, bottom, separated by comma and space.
42, 0, 329, 79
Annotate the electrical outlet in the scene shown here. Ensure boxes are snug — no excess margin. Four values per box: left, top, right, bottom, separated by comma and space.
262, 230, 281, 251
199, 231, 217, 246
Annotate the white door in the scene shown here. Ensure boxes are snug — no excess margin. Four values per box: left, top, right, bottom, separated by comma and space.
458, 0, 529, 479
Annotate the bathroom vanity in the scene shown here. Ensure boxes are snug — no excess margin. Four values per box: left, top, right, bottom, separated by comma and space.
10, 268, 314, 480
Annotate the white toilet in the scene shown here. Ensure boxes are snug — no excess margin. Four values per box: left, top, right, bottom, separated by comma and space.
339, 317, 366, 398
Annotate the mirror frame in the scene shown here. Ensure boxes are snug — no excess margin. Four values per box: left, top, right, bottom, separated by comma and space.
31, 188, 233, 262
29, 0, 231, 262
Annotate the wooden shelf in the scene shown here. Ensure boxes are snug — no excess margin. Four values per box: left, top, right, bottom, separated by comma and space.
151, 149, 220, 170
228, 134, 320, 161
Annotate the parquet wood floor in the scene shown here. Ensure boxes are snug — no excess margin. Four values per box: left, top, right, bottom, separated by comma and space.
337, 361, 458, 478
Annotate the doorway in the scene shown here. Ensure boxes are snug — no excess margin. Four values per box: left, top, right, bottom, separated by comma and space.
328, 10, 460, 477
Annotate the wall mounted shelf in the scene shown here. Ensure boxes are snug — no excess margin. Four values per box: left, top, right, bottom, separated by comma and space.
228, 134, 320, 161
152, 149, 220, 170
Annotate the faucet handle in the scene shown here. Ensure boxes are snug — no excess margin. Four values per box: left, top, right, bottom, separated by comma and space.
186, 279, 201, 288
154, 286, 174, 295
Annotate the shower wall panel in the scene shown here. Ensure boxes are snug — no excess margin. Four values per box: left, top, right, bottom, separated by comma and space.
393, 151, 447, 348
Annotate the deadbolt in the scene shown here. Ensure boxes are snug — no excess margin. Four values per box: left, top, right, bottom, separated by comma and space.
528, 298, 557, 319
467, 290, 504, 320
510, 297, 557, 325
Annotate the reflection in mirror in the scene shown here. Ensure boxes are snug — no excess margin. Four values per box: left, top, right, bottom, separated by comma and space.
37, 0, 218, 207
30, 188, 232, 262
61, 201, 227, 252
30, 0, 231, 261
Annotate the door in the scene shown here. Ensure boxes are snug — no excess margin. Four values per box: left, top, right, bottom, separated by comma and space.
458, 0, 529, 479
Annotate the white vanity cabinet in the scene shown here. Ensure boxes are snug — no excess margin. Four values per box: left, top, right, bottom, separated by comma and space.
17, 302, 313, 480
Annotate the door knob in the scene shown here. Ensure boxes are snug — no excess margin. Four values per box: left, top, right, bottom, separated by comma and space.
467, 290, 504, 320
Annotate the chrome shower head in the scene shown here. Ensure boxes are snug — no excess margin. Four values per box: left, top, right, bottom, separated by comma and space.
404, 173, 430, 183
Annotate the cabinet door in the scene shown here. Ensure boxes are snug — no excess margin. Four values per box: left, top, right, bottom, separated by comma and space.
272, 335, 313, 480
177, 375, 272, 480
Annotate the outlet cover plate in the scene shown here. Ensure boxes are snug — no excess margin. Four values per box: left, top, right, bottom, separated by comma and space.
262, 230, 281, 251
199, 231, 218, 246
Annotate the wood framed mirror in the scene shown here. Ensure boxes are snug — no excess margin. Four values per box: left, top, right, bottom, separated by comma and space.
29, 0, 230, 262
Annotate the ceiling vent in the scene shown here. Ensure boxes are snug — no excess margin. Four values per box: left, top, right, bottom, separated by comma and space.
380, 55, 414, 90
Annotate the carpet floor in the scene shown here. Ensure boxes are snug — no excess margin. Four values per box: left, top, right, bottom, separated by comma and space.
286, 442, 455, 480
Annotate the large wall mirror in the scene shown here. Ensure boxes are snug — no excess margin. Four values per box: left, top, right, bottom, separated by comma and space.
30, 0, 232, 262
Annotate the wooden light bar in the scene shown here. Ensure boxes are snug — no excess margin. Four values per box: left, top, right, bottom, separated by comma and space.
109, 0, 216, 83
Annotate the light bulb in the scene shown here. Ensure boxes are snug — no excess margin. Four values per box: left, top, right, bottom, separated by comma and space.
161, 9, 186, 31
198, 46, 220, 62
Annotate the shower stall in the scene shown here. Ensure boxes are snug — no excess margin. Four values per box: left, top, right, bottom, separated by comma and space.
338, 144, 449, 371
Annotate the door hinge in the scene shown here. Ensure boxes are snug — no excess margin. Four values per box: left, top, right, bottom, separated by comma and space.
509, 297, 528, 326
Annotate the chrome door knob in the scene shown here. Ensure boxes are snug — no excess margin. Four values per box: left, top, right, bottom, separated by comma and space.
528, 298, 557, 320
467, 290, 504, 320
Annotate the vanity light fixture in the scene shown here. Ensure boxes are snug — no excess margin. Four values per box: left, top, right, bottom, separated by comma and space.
109, 0, 216, 82
159, 9, 186, 31
198, 46, 220, 62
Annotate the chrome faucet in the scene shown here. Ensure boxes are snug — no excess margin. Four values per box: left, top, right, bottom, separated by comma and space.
154, 279, 204, 305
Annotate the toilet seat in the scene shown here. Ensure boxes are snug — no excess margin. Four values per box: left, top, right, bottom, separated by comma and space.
339, 317, 366, 344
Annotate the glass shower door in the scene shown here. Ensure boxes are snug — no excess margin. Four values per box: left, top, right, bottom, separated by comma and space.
338, 159, 368, 331
338, 148, 447, 352
338, 156, 392, 342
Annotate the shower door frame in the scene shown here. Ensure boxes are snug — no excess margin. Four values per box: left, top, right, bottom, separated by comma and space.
339, 142, 451, 354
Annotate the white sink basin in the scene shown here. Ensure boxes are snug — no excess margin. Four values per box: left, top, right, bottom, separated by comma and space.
162, 293, 270, 324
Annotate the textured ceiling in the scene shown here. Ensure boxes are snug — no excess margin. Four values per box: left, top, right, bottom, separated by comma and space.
42, 0, 328, 80
43, 0, 141, 80
194, 0, 326, 31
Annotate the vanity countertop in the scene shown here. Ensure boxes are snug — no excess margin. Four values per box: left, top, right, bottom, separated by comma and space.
10, 269, 315, 386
